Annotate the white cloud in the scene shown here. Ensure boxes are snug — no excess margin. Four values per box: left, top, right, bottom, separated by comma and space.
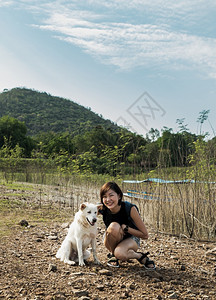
5, 0, 216, 78
34, 8, 216, 77
0, 0, 14, 7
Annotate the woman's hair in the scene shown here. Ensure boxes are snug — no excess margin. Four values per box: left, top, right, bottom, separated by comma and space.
100, 181, 123, 205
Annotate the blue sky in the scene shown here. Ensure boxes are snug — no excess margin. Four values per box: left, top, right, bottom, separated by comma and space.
0, 0, 216, 138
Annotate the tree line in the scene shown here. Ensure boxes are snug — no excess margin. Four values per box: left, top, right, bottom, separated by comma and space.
0, 115, 216, 176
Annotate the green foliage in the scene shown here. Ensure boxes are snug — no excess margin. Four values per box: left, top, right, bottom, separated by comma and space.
187, 138, 216, 181
0, 142, 24, 182
157, 128, 197, 167
0, 88, 215, 178
34, 132, 75, 157
0, 115, 34, 157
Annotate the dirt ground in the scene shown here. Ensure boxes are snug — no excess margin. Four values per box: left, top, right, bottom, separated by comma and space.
0, 183, 216, 299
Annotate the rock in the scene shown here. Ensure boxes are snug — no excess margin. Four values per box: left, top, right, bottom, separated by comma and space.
48, 235, 58, 240
206, 247, 216, 258
36, 238, 43, 242
45, 296, 53, 300
129, 283, 136, 290
70, 272, 84, 276
96, 284, 105, 291
19, 220, 29, 227
72, 289, 89, 297
99, 269, 112, 276
48, 264, 57, 272
120, 291, 130, 299
61, 222, 70, 229
168, 292, 179, 299
53, 292, 66, 299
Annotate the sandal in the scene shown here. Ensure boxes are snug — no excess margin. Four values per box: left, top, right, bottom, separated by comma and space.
137, 252, 156, 270
107, 253, 114, 259
107, 254, 119, 268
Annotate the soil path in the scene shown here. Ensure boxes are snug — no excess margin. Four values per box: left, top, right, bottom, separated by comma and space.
0, 183, 216, 299
1, 221, 216, 299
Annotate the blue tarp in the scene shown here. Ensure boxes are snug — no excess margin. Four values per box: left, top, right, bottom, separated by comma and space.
123, 178, 216, 184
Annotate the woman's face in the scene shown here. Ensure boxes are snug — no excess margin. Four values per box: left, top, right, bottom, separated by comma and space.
102, 189, 120, 210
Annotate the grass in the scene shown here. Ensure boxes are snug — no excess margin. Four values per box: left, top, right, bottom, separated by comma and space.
0, 181, 37, 191
0, 202, 73, 238
0, 182, 74, 239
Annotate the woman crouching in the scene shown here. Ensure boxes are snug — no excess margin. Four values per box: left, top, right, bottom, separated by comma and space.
100, 181, 155, 269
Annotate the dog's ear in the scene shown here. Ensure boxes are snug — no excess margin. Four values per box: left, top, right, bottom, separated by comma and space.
97, 204, 103, 214
80, 203, 87, 211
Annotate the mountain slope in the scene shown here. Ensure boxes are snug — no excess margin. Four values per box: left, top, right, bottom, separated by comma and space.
0, 88, 119, 136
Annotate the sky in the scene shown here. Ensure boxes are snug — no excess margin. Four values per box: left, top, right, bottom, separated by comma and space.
0, 0, 216, 138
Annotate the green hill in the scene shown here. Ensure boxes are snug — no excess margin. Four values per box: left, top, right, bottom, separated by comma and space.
0, 88, 119, 136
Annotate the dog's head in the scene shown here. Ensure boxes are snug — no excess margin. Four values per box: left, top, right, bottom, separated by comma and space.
80, 203, 103, 226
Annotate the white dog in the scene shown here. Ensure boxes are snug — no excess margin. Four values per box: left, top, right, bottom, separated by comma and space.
56, 202, 102, 266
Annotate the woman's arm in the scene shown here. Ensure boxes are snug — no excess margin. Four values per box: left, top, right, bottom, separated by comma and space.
121, 206, 149, 239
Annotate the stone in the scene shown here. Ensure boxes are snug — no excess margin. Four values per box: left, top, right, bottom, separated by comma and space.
48, 264, 57, 272
129, 283, 136, 290
96, 284, 105, 291
180, 264, 186, 271
48, 235, 58, 240
19, 220, 29, 227
206, 247, 216, 257
53, 292, 66, 299
99, 269, 112, 276
72, 289, 89, 297
61, 222, 70, 229
168, 292, 179, 299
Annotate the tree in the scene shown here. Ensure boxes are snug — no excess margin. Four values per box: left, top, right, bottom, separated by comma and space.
157, 128, 197, 167
146, 128, 160, 142
34, 132, 75, 157
0, 116, 35, 157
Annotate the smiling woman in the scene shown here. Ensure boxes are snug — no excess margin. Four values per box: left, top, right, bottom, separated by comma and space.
99, 181, 156, 269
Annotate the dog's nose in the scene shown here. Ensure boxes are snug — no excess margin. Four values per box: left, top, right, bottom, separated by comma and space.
92, 218, 97, 223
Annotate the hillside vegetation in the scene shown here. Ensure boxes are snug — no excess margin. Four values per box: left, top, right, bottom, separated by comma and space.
0, 88, 118, 136
0, 87, 216, 177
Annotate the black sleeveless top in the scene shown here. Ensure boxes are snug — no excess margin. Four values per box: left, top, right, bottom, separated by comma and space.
101, 202, 139, 235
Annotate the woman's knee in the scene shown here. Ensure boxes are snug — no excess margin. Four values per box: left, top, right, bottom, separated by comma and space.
107, 222, 122, 237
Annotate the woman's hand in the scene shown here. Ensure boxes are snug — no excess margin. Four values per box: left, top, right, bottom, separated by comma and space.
121, 224, 129, 235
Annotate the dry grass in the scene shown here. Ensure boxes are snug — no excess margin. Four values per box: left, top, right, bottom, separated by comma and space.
124, 181, 216, 241
1, 173, 215, 241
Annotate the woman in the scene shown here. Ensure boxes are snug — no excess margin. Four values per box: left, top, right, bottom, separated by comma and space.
100, 181, 155, 269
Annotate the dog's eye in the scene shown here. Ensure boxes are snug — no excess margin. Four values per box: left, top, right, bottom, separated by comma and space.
87, 211, 91, 214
